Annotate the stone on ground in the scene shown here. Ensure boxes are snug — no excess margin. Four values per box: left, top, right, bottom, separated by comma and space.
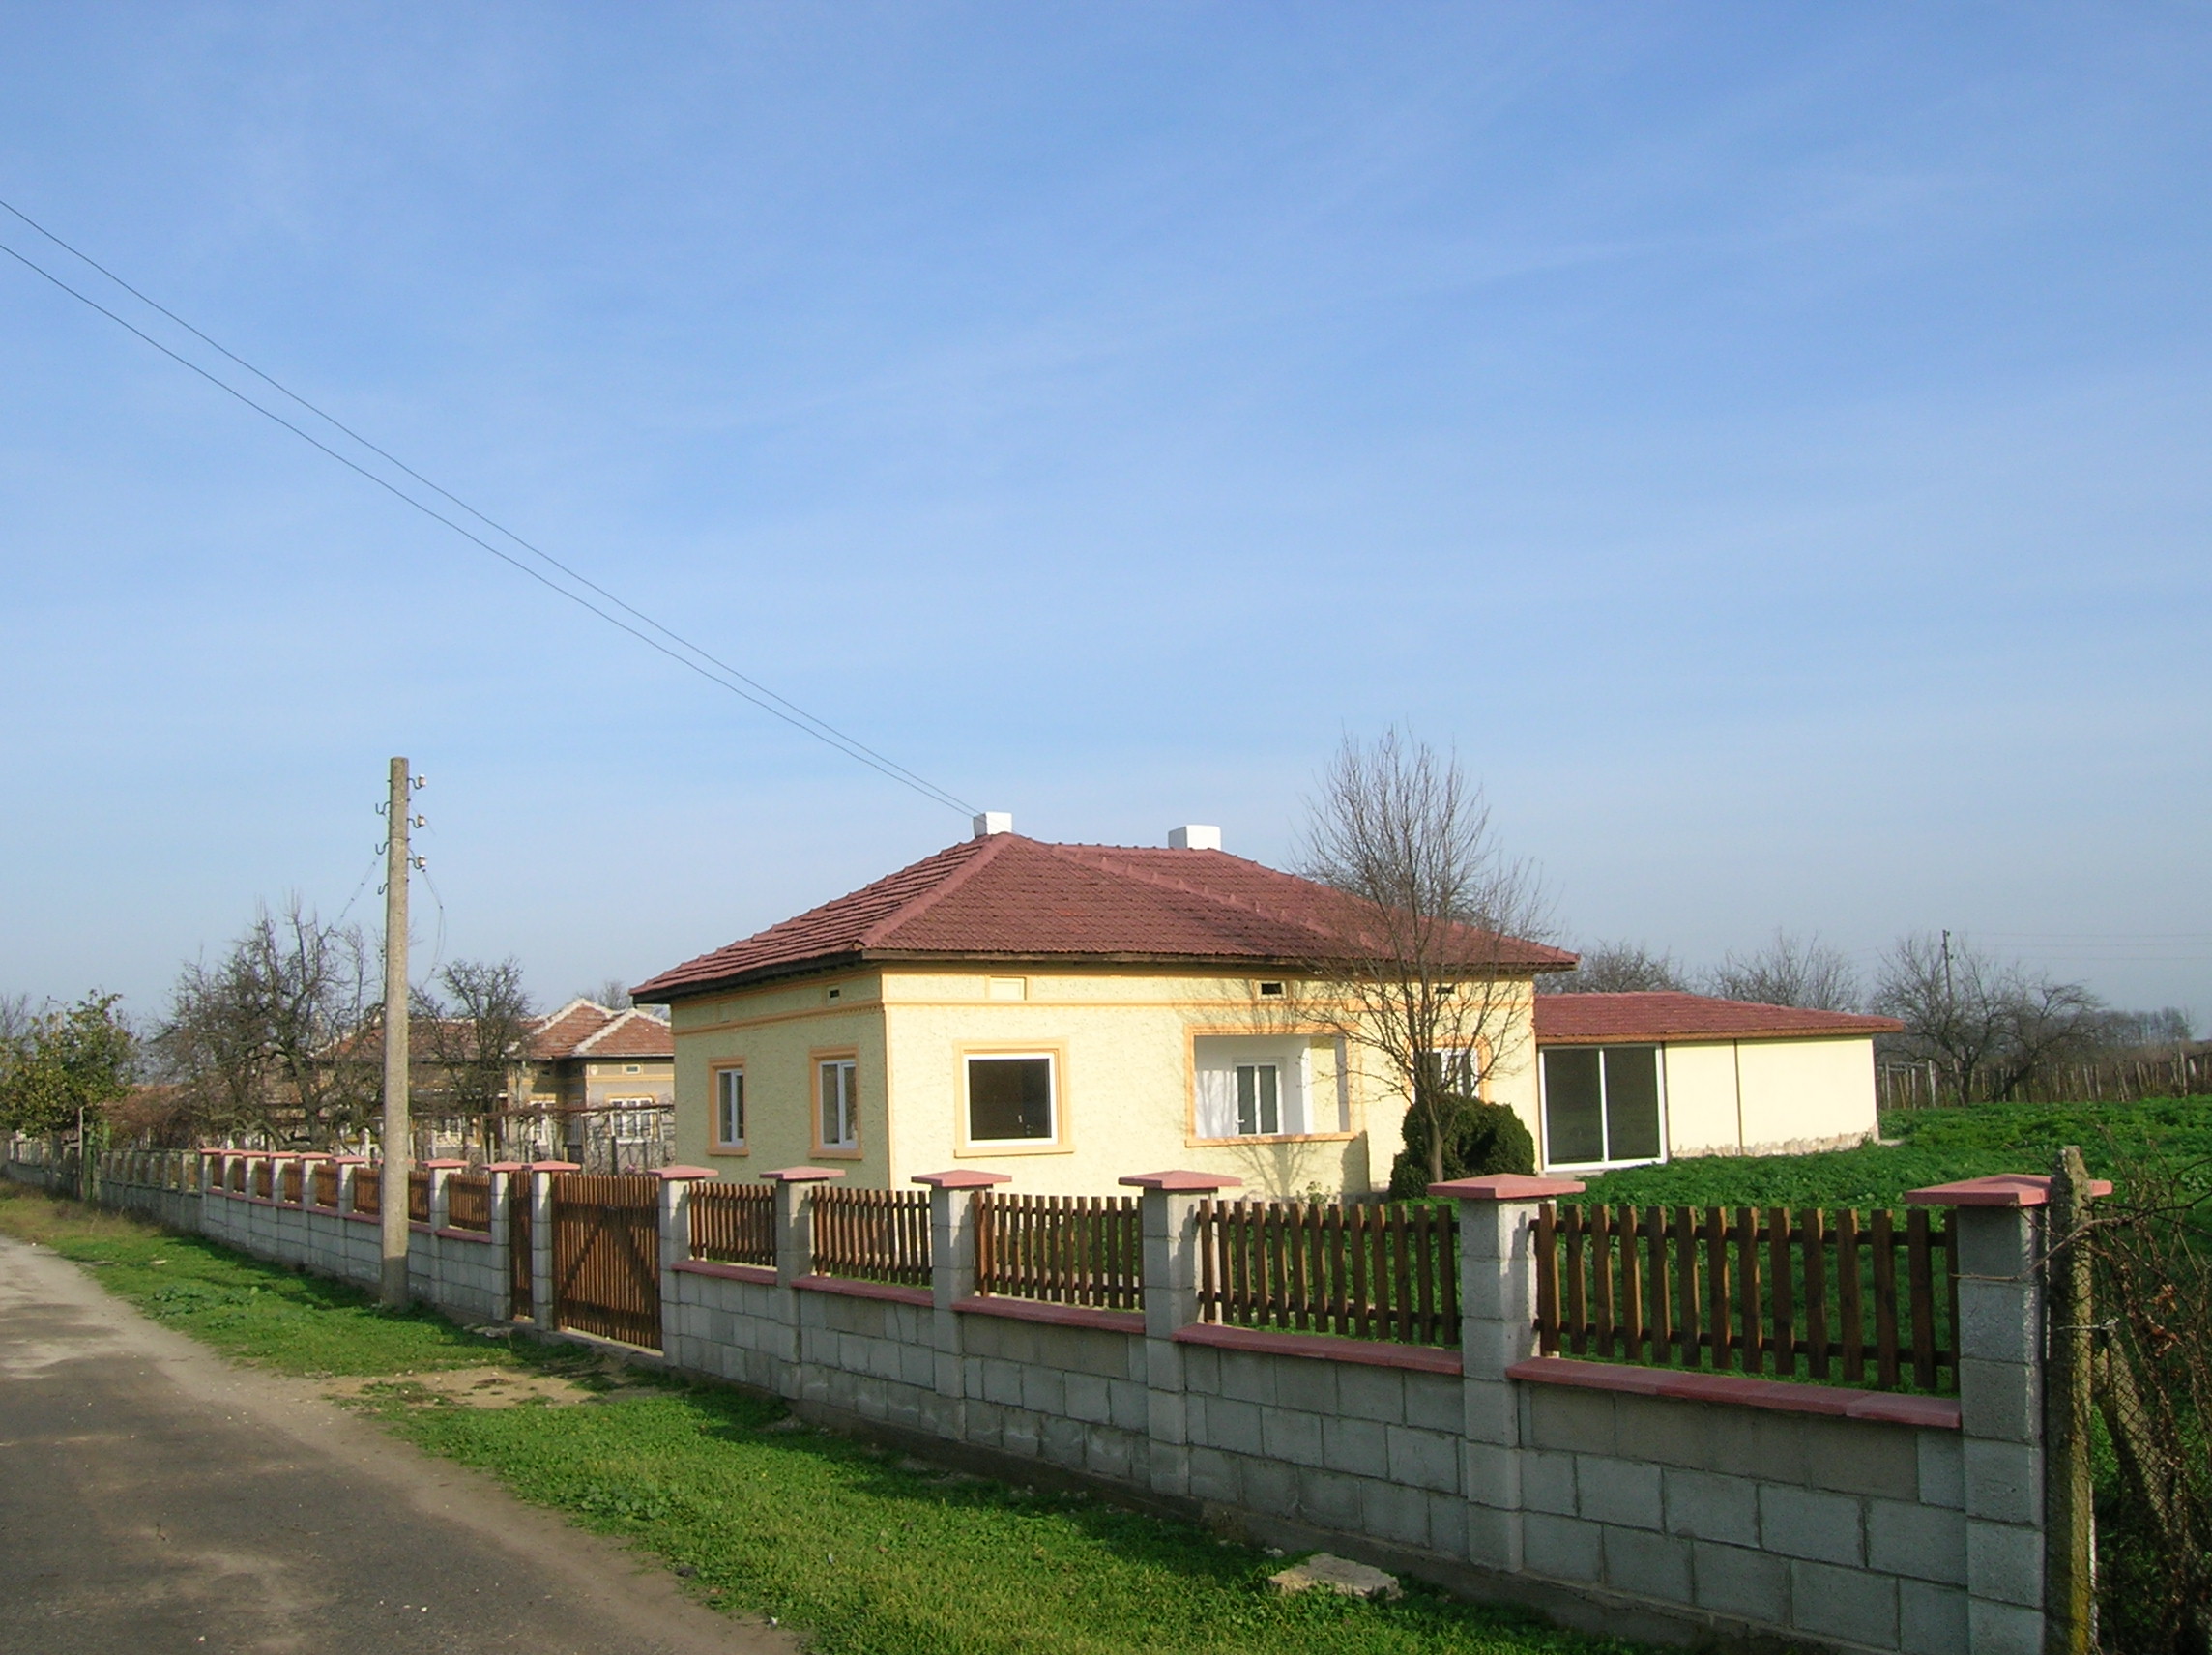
1266, 1553, 1402, 1601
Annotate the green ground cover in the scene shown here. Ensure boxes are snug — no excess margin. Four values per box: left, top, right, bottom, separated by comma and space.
1575, 1095, 2210, 1210
0, 1179, 1639, 1655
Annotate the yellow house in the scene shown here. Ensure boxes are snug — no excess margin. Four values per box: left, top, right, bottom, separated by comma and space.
631, 819, 1573, 1196
1530, 992, 1902, 1170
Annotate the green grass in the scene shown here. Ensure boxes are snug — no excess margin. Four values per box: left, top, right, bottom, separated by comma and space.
1575, 1095, 2212, 1210
0, 1179, 1640, 1655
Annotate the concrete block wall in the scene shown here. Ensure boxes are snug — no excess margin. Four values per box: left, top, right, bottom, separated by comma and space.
647, 1169, 2052, 1655
1510, 1382, 1968, 1652
126, 1153, 515, 1328
1180, 1343, 1469, 1558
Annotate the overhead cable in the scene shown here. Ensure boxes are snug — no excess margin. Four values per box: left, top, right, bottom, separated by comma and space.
0, 200, 976, 816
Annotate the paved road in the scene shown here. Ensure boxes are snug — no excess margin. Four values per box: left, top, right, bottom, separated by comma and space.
0, 1234, 791, 1655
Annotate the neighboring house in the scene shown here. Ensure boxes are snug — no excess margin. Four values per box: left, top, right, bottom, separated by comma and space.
632, 818, 1572, 1197
506, 1000, 676, 1172
1530, 992, 1902, 1170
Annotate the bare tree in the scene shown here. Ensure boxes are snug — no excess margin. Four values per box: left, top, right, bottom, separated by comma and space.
1538, 939, 1691, 995
1874, 932, 2104, 1103
1709, 930, 1861, 1011
156, 899, 377, 1146
587, 978, 634, 1012
1295, 730, 1557, 1186
416, 959, 536, 1158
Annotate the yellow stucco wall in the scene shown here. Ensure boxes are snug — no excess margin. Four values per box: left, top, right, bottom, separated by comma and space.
1644, 1036, 1880, 1160
668, 971, 890, 1183
668, 964, 1542, 1199
1658, 1043, 1744, 1158
1733, 1036, 1879, 1154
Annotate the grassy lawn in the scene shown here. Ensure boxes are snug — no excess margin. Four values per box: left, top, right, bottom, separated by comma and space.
1577, 1094, 2210, 1209
0, 1178, 1639, 1655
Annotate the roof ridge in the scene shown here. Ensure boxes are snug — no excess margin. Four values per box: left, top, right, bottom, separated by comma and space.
534, 996, 610, 1031
1049, 844, 1355, 950
859, 832, 1009, 946
572, 1008, 637, 1053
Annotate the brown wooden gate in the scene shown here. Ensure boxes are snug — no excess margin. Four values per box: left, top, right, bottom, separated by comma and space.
551, 1174, 661, 1350
508, 1176, 535, 1320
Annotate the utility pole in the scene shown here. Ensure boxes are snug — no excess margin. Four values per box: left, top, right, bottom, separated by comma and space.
380, 757, 422, 1308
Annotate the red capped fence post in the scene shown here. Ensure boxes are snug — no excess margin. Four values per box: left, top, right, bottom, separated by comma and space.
1905, 1172, 2106, 1655
654, 1166, 718, 1362
913, 1170, 1011, 1422
1431, 1174, 1586, 1572
1120, 1171, 1241, 1501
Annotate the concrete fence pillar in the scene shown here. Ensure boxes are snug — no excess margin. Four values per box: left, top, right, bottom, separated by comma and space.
761, 1167, 845, 1399
1121, 1169, 1242, 1502
1430, 1174, 1588, 1571
913, 1170, 1011, 1422
1906, 1173, 2103, 1655
654, 1166, 719, 1352
528, 1162, 581, 1329
764, 1166, 845, 1286
422, 1159, 467, 1232
329, 1155, 366, 1213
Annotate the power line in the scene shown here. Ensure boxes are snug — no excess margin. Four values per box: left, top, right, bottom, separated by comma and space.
0, 201, 977, 817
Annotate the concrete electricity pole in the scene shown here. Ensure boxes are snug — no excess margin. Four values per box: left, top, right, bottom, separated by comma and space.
380, 757, 421, 1308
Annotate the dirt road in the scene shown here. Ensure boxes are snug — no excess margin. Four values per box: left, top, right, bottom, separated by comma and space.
0, 1234, 791, 1655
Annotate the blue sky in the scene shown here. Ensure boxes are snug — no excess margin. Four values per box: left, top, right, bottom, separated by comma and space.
2, 4, 2207, 1022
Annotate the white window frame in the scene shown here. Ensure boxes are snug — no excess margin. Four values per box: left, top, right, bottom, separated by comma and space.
962, 1051, 1060, 1147
818, 1058, 859, 1151
1191, 1036, 1314, 1141
1537, 1044, 1669, 1171
1234, 1062, 1280, 1136
713, 1066, 746, 1150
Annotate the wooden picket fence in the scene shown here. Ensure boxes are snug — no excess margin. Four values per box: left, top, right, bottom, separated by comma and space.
975, 1192, 1144, 1311
1536, 1204, 1960, 1393
446, 1174, 492, 1233
1196, 1198, 1460, 1348
407, 1170, 431, 1225
311, 1161, 338, 1207
690, 1182, 775, 1266
812, 1187, 931, 1287
253, 1160, 274, 1199
352, 1166, 381, 1216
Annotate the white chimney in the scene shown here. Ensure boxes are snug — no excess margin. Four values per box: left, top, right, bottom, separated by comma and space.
1168, 824, 1221, 851
972, 811, 1014, 839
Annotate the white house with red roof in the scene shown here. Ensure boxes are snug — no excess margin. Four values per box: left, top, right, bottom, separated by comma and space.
1530, 992, 1901, 1168
634, 818, 1898, 1192
632, 816, 1583, 1196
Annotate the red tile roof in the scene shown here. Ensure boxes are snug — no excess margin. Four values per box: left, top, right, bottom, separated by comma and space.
633, 832, 1576, 1002
1533, 992, 1901, 1045
528, 1001, 673, 1061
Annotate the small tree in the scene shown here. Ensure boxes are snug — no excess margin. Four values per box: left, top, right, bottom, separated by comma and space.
156, 899, 377, 1146
1295, 731, 1557, 1187
1709, 930, 1861, 1011
417, 959, 536, 1159
1874, 932, 2104, 1103
0, 993, 137, 1196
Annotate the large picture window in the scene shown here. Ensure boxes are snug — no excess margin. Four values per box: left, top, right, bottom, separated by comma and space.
1540, 1045, 1665, 1168
818, 1058, 858, 1151
966, 1055, 1056, 1144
